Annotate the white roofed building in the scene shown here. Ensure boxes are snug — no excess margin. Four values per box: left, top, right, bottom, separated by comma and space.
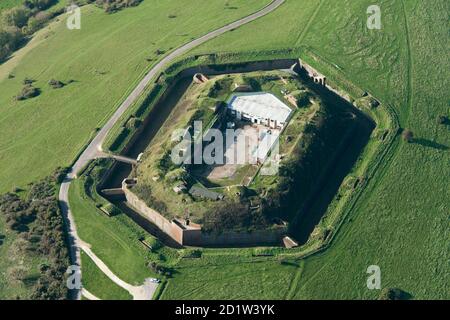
228, 92, 292, 129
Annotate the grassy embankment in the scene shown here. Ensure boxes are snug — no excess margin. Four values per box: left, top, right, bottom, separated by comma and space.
80, 251, 132, 300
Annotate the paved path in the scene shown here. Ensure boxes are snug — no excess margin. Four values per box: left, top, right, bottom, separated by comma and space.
59, 0, 285, 300
81, 288, 100, 301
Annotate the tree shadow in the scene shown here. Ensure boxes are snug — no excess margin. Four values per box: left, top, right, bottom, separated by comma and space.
413, 138, 449, 151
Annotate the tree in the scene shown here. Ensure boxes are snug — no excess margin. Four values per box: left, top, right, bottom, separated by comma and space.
402, 129, 414, 143
2, 7, 31, 28
0, 27, 24, 61
292, 90, 310, 107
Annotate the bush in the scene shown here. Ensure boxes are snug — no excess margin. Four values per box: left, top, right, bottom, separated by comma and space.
144, 236, 162, 251
165, 168, 188, 183
0, 172, 70, 299
96, 0, 143, 13
181, 249, 202, 258
379, 288, 411, 300
125, 116, 141, 129
292, 90, 310, 107
0, 0, 58, 62
16, 84, 40, 100
27, 11, 51, 33
52, 167, 70, 184
23, 0, 57, 11
437, 115, 448, 125
0, 27, 24, 61
48, 79, 65, 89
2, 7, 31, 28
401, 129, 414, 143
202, 200, 262, 233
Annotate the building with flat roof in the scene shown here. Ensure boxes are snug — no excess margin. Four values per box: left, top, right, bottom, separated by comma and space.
228, 92, 292, 129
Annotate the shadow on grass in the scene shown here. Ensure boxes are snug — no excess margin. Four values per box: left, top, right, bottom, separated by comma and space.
413, 138, 449, 151
289, 69, 375, 244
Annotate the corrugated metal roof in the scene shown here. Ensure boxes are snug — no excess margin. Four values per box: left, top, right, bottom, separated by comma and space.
228, 93, 292, 123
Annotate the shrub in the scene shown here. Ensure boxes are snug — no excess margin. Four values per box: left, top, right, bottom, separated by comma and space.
181, 249, 202, 258
52, 167, 70, 184
0, 172, 70, 299
165, 168, 188, 183
401, 129, 414, 143
437, 115, 448, 125
144, 236, 162, 251
23, 77, 35, 85
379, 288, 411, 300
23, 0, 57, 11
202, 200, 262, 233
48, 79, 65, 89
49, 79, 63, 88
2, 7, 31, 28
125, 116, 141, 129
292, 90, 310, 107
16, 84, 40, 100
0, 27, 24, 61
27, 11, 51, 33
96, 0, 143, 13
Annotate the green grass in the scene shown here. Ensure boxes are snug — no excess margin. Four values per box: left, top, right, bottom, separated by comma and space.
69, 177, 154, 285
0, 0, 22, 12
161, 255, 300, 300
0, 0, 271, 194
80, 251, 132, 300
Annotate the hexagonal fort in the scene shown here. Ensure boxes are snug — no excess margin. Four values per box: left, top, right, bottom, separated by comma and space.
101, 60, 374, 247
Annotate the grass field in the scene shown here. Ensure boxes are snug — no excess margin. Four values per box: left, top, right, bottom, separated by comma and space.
80, 251, 132, 300
0, 0, 271, 194
161, 255, 301, 300
69, 177, 155, 285
162, 0, 450, 300
0, 0, 22, 12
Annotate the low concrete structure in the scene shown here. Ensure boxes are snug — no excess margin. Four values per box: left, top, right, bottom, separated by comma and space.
193, 73, 209, 84
233, 83, 253, 92
283, 236, 299, 248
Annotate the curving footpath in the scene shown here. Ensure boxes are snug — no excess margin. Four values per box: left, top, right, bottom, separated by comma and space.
59, 0, 285, 300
